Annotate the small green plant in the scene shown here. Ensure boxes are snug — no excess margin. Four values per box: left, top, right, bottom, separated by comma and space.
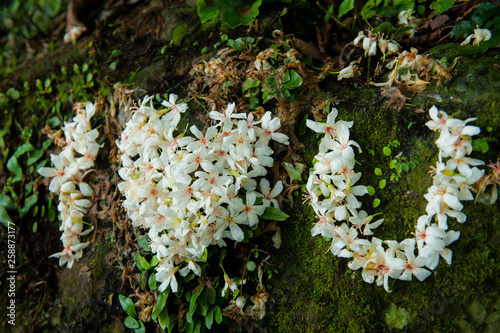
197, 0, 263, 29
0, 0, 64, 76
366, 140, 420, 207
197, 0, 292, 29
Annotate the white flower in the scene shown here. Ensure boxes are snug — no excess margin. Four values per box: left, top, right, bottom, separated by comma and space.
337, 62, 359, 81
239, 192, 266, 227
156, 264, 179, 292
415, 219, 447, 251
49, 241, 89, 268
398, 241, 431, 281
461, 27, 492, 46
209, 102, 246, 123
221, 272, 238, 297
117, 97, 288, 295
349, 210, 384, 236
260, 179, 283, 208
40, 102, 100, 269
306, 108, 353, 138
259, 111, 289, 144
161, 93, 188, 127
38, 152, 76, 193
353, 31, 377, 57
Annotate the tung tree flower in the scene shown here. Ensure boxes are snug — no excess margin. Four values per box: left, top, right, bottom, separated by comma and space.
306, 105, 484, 291
39, 102, 100, 268
117, 95, 289, 295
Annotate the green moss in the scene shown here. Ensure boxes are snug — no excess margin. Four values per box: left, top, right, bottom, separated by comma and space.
162, 6, 199, 46
89, 240, 114, 281
172, 23, 189, 46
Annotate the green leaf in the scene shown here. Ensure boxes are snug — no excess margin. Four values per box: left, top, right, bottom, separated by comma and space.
152, 291, 168, 321
119, 294, 137, 318
242, 77, 260, 93
299, 114, 309, 136
338, 0, 354, 19
0, 192, 16, 210
451, 20, 475, 38
45, 0, 62, 17
379, 179, 387, 189
111, 49, 123, 58
48, 116, 61, 127
27, 150, 44, 166
373, 198, 381, 208
367, 186, 376, 196
32, 221, 38, 233
184, 273, 196, 282
149, 272, 157, 290
396, 163, 403, 175
390, 159, 397, 169
430, 0, 456, 15
202, 248, 208, 261
372, 21, 402, 36
205, 284, 216, 305
135, 320, 146, 333
150, 255, 159, 267
220, 0, 263, 29
7, 156, 23, 183
188, 285, 203, 322
48, 206, 56, 222
484, 17, 500, 30
123, 67, 141, 85
227, 38, 242, 50
376, 2, 414, 18
139, 271, 147, 290
282, 162, 302, 181
136, 255, 151, 271
246, 261, 257, 271
198, 296, 209, 316
0, 206, 13, 227
374, 168, 383, 176
137, 237, 150, 251
124, 316, 139, 329
383, 146, 392, 156
261, 207, 289, 221
186, 320, 195, 333
205, 308, 214, 329
282, 70, 303, 90
325, 100, 331, 114
167, 314, 176, 333
6, 87, 20, 100
20, 192, 38, 218
14, 142, 35, 158
197, 0, 218, 23
214, 306, 223, 324
158, 307, 169, 329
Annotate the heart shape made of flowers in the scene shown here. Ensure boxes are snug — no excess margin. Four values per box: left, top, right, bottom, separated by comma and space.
305, 105, 485, 292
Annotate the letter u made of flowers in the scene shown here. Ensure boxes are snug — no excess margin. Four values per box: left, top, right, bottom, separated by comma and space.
305, 106, 484, 292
